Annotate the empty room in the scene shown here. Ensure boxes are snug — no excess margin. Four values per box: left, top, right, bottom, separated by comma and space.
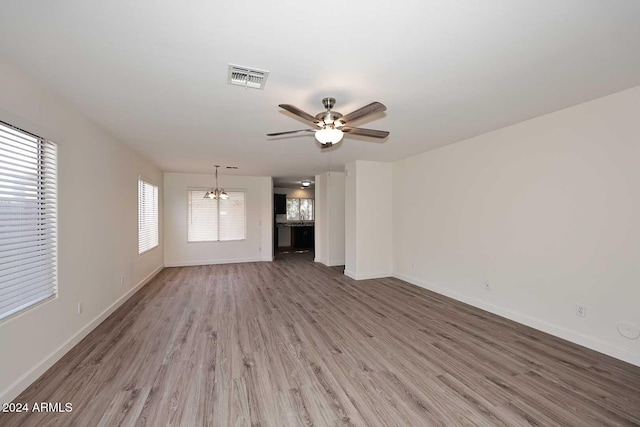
1, 1, 639, 426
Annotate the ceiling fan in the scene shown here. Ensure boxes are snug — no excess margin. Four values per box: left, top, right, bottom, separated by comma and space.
267, 97, 389, 148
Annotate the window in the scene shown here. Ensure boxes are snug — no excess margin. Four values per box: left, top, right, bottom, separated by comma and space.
138, 178, 158, 254
287, 198, 314, 221
0, 121, 57, 321
187, 190, 246, 242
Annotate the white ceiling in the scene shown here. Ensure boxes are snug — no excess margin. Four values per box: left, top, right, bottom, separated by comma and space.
1, 1, 639, 179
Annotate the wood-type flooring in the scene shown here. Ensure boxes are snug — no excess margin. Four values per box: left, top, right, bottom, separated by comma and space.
2, 252, 640, 426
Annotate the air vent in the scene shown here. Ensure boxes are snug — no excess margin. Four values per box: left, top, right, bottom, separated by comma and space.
227, 64, 269, 89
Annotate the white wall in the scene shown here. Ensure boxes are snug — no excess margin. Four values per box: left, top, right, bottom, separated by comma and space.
393, 86, 640, 366
0, 61, 164, 402
314, 173, 328, 263
345, 165, 356, 275
326, 173, 345, 266
164, 172, 273, 266
345, 161, 393, 279
274, 187, 314, 201
314, 172, 345, 266
274, 187, 314, 247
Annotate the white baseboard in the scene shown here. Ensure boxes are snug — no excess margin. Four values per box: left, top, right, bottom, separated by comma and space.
357, 271, 393, 280
344, 270, 393, 280
1, 265, 164, 404
164, 257, 272, 267
344, 270, 356, 280
316, 260, 345, 268
394, 272, 640, 367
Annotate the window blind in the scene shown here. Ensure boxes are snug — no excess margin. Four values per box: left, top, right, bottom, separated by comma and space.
138, 179, 158, 254
187, 190, 245, 242
0, 121, 57, 321
187, 190, 218, 242
219, 192, 246, 241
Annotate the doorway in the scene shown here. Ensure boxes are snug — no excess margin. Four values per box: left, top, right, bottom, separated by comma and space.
273, 179, 315, 260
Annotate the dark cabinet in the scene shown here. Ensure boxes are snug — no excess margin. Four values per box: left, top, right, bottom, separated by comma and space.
292, 226, 314, 249
274, 194, 287, 214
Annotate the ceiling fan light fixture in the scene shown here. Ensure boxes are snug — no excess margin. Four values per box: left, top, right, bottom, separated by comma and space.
267, 98, 388, 149
315, 127, 343, 145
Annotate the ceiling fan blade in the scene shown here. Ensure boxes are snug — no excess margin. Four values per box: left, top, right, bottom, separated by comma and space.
267, 129, 316, 137
341, 127, 390, 139
338, 102, 386, 124
279, 104, 320, 124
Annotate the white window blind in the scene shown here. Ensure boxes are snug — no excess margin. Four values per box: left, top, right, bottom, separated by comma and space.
187, 190, 218, 242
138, 179, 158, 254
219, 192, 246, 241
0, 121, 57, 321
187, 190, 246, 242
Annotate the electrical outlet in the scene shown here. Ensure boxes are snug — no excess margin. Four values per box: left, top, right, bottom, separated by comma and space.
77, 302, 83, 314
576, 304, 586, 317
411, 262, 415, 270
483, 280, 491, 291
120, 275, 125, 286
258, 246, 262, 252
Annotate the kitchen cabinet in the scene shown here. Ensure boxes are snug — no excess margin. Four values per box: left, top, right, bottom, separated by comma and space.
292, 226, 314, 249
274, 194, 287, 214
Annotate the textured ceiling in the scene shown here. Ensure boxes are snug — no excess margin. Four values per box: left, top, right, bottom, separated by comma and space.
1, 0, 639, 179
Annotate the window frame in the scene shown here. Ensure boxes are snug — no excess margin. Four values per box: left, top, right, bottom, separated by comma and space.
0, 120, 58, 322
138, 177, 159, 255
186, 188, 247, 243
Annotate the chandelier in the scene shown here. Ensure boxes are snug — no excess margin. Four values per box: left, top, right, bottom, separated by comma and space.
204, 165, 229, 200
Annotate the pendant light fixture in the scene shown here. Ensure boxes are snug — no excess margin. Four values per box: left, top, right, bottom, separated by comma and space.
204, 165, 229, 200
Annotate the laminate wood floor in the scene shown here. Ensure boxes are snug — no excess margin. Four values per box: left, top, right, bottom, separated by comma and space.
3, 253, 640, 426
